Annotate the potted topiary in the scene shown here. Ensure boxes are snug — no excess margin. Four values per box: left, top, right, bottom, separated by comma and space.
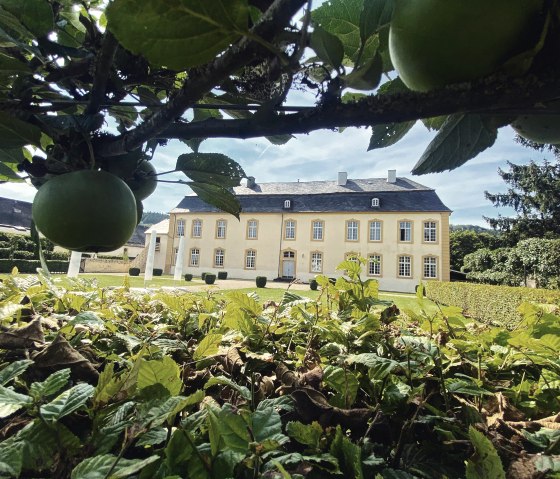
310, 279, 318, 290
256, 276, 267, 288
184, 273, 193, 281
201, 272, 208, 280
129, 267, 140, 276
153, 268, 163, 276
218, 271, 228, 280
205, 273, 216, 285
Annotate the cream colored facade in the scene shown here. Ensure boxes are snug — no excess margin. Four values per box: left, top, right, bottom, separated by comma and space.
161, 210, 450, 293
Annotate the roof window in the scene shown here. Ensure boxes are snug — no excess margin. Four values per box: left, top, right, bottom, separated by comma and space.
283, 199, 291, 209
371, 197, 380, 208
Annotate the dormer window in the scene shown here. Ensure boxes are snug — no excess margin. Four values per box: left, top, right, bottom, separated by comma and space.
283, 199, 291, 209
371, 197, 380, 208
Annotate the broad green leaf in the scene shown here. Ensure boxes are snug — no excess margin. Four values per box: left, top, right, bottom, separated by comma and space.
323, 366, 359, 408
412, 115, 505, 174
360, 0, 394, 41
107, 0, 248, 69
207, 403, 250, 455
71, 453, 159, 479
177, 152, 246, 187
368, 120, 415, 150
0, 52, 30, 74
189, 182, 241, 218
330, 425, 363, 479
252, 406, 286, 444
205, 376, 251, 400
345, 353, 398, 379
0, 442, 23, 478
310, 26, 344, 69
166, 429, 195, 472
29, 368, 71, 399
226, 291, 263, 316
342, 51, 382, 90
137, 356, 182, 396
0, 112, 42, 148
466, 426, 506, 479
0, 160, 23, 181
445, 379, 492, 397
193, 332, 222, 360
0, 385, 32, 417
40, 383, 95, 422
142, 396, 191, 428
1, 0, 54, 37
0, 359, 33, 386
0, 147, 26, 163
286, 421, 323, 448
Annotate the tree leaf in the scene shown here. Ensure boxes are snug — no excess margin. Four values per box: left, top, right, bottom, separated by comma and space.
1, 0, 54, 37
226, 291, 263, 316
106, 0, 248, 70
465, 426, 506, 479
360, 0, 394, 41
412, 114, 502, 174
137, 356, 182, 396
342, 52, 382, 90
0, 442, 23, 478
40, 383, 95, 422
252, 405, 287, 444
204, 376, 251, 400
310, 26, 344, 69
286, 421, 323, 448
0, 147, 26, 164
71, 454, 159, 479
323, 365, 359, 408
207, 403, 250, 454
193, 332, 222, 360
0, 385, 32, 418
177, 152, 246, 187
0, 359, 33, 386
29, 368, 71, 400
368, 120, 415, 150
345, 353, 398, 380
189, 182, 242, 218
0, 160, 22, 181
0, 112, 42, 148
329, 425, 363, 479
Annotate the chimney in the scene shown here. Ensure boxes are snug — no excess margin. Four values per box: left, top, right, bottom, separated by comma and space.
246, 176, 256, 188
387, 169, 397, 183
337, 171, 347, 186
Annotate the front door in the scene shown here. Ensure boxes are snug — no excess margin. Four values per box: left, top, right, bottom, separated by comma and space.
282, 250, 296, 279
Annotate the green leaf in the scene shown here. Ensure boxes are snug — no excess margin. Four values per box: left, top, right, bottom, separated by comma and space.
445, 379, 492, 397
107, 0, 248, 69
0, 147, 26, 163
412, 115, 504, 174
0, 112, 42, 148
1, 0, 54, 37
207, 403, 250, 455
226, 291, 263, 316
368, 120, 415, 150
345, 353, 398, 380
29, 368, 71, 400
137, 356, 182, 396
177, 152, 246, 187
142, 395, 191, 428
205, 376, 251, 400
189, 182, 241, 218
40, 382, 95, 422
0, 385, 32, 418
342, 52, 382, 90
166, 429, 195, 472
0, 51, 30, 74
71, 454, 159, 479
360, 0, 394, 41
252, 405, 285, 443
310, 26, 344, 69
0, 359, 33, 386
323, 366, 359, 408
193, 332, 222, 360
329, 425, 363, 479
465, 426, 506, 479
0, 442, 23, 478
286, 421, 323, 448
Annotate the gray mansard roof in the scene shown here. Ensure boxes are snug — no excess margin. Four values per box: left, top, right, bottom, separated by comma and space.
174, 177, 451, 214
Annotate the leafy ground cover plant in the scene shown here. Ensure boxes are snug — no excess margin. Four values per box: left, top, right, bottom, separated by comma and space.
0, 264, 558, 478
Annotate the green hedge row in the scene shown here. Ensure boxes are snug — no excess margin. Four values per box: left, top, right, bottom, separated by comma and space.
425, 281, 560, 328
0, 259, 70, 274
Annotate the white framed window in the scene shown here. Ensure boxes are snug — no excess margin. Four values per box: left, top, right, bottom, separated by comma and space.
368, 254, 381, 276
283, 199, 291, 209
399, 221, 412, 242
190, 248, 200, 267
245, 249, 256, 269
172, 247, 179, 265
310, 252, 323, 273
216, 219, 227, 239
423, 256, 438, 278
346, 220, 359, 241
398, 255, 412, 277
192, 219, 202, 238
369, 220, 381, 242
177, 219, 185, 236
312, 220, 324, 241
214, 248, 225, 267
247, 220, 258, 239
423, 221, 437, 242
371, 197, 380, 207
284, 219, 296, 240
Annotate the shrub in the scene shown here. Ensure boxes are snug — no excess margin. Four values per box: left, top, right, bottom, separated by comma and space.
256, 276, 267, 288
0, 232, 10, 242
153, 268, 163, 276
0, 247, 11, 259
12, 251, 35, 260
129, 267, 140, 276
0, 241, 10, 249
425, 281, 560, 329
205, 274, 216, 285
184, 273, 193, 281
46, 251, 70, 261
201, 272, 208, 280
0, 259, 69, 273
310, 279, 318, 290
10, 236, 34, 253
217, 271, 228, 280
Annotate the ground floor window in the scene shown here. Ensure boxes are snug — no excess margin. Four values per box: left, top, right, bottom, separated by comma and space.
368, 254, 381, 276
310, 252, 323, 273
398, 255, 412, 277
190, 248, 200, 267
423, 256, 438, 278
214, 248, 224, 267
172, 247, 179, 265
245, 249, 256, 269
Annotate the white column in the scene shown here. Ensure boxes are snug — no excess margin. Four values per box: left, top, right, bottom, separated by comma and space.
67, 251, 82, 278
144, 231, 157, 281
173, 235, 186, 281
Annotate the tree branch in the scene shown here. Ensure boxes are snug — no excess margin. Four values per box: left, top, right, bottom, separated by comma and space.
155, 72, 560, 141
97, 0, 307, 157
85, 32, 119, 115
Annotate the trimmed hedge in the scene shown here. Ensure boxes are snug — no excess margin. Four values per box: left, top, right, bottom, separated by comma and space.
129, 267, 140, 276
153, 268, 163, 276
0, 259, 69, 273
13, 251, 35, 260
205, 274, 216, 285
201, 272, 208, 280
256, 276, 267, 288
310, 279, 318, 291
425, 281, 560, 328
217, 271, 228, 280
184, 274, 193, 281
0, 248, 11, 259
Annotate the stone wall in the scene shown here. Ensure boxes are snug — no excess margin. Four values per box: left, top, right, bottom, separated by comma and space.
82, 258, 131, 273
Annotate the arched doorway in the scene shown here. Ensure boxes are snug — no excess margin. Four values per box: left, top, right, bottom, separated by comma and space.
281, 249, 296, 279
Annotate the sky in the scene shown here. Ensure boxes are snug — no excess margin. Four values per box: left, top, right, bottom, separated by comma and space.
0, 119, 546, 227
